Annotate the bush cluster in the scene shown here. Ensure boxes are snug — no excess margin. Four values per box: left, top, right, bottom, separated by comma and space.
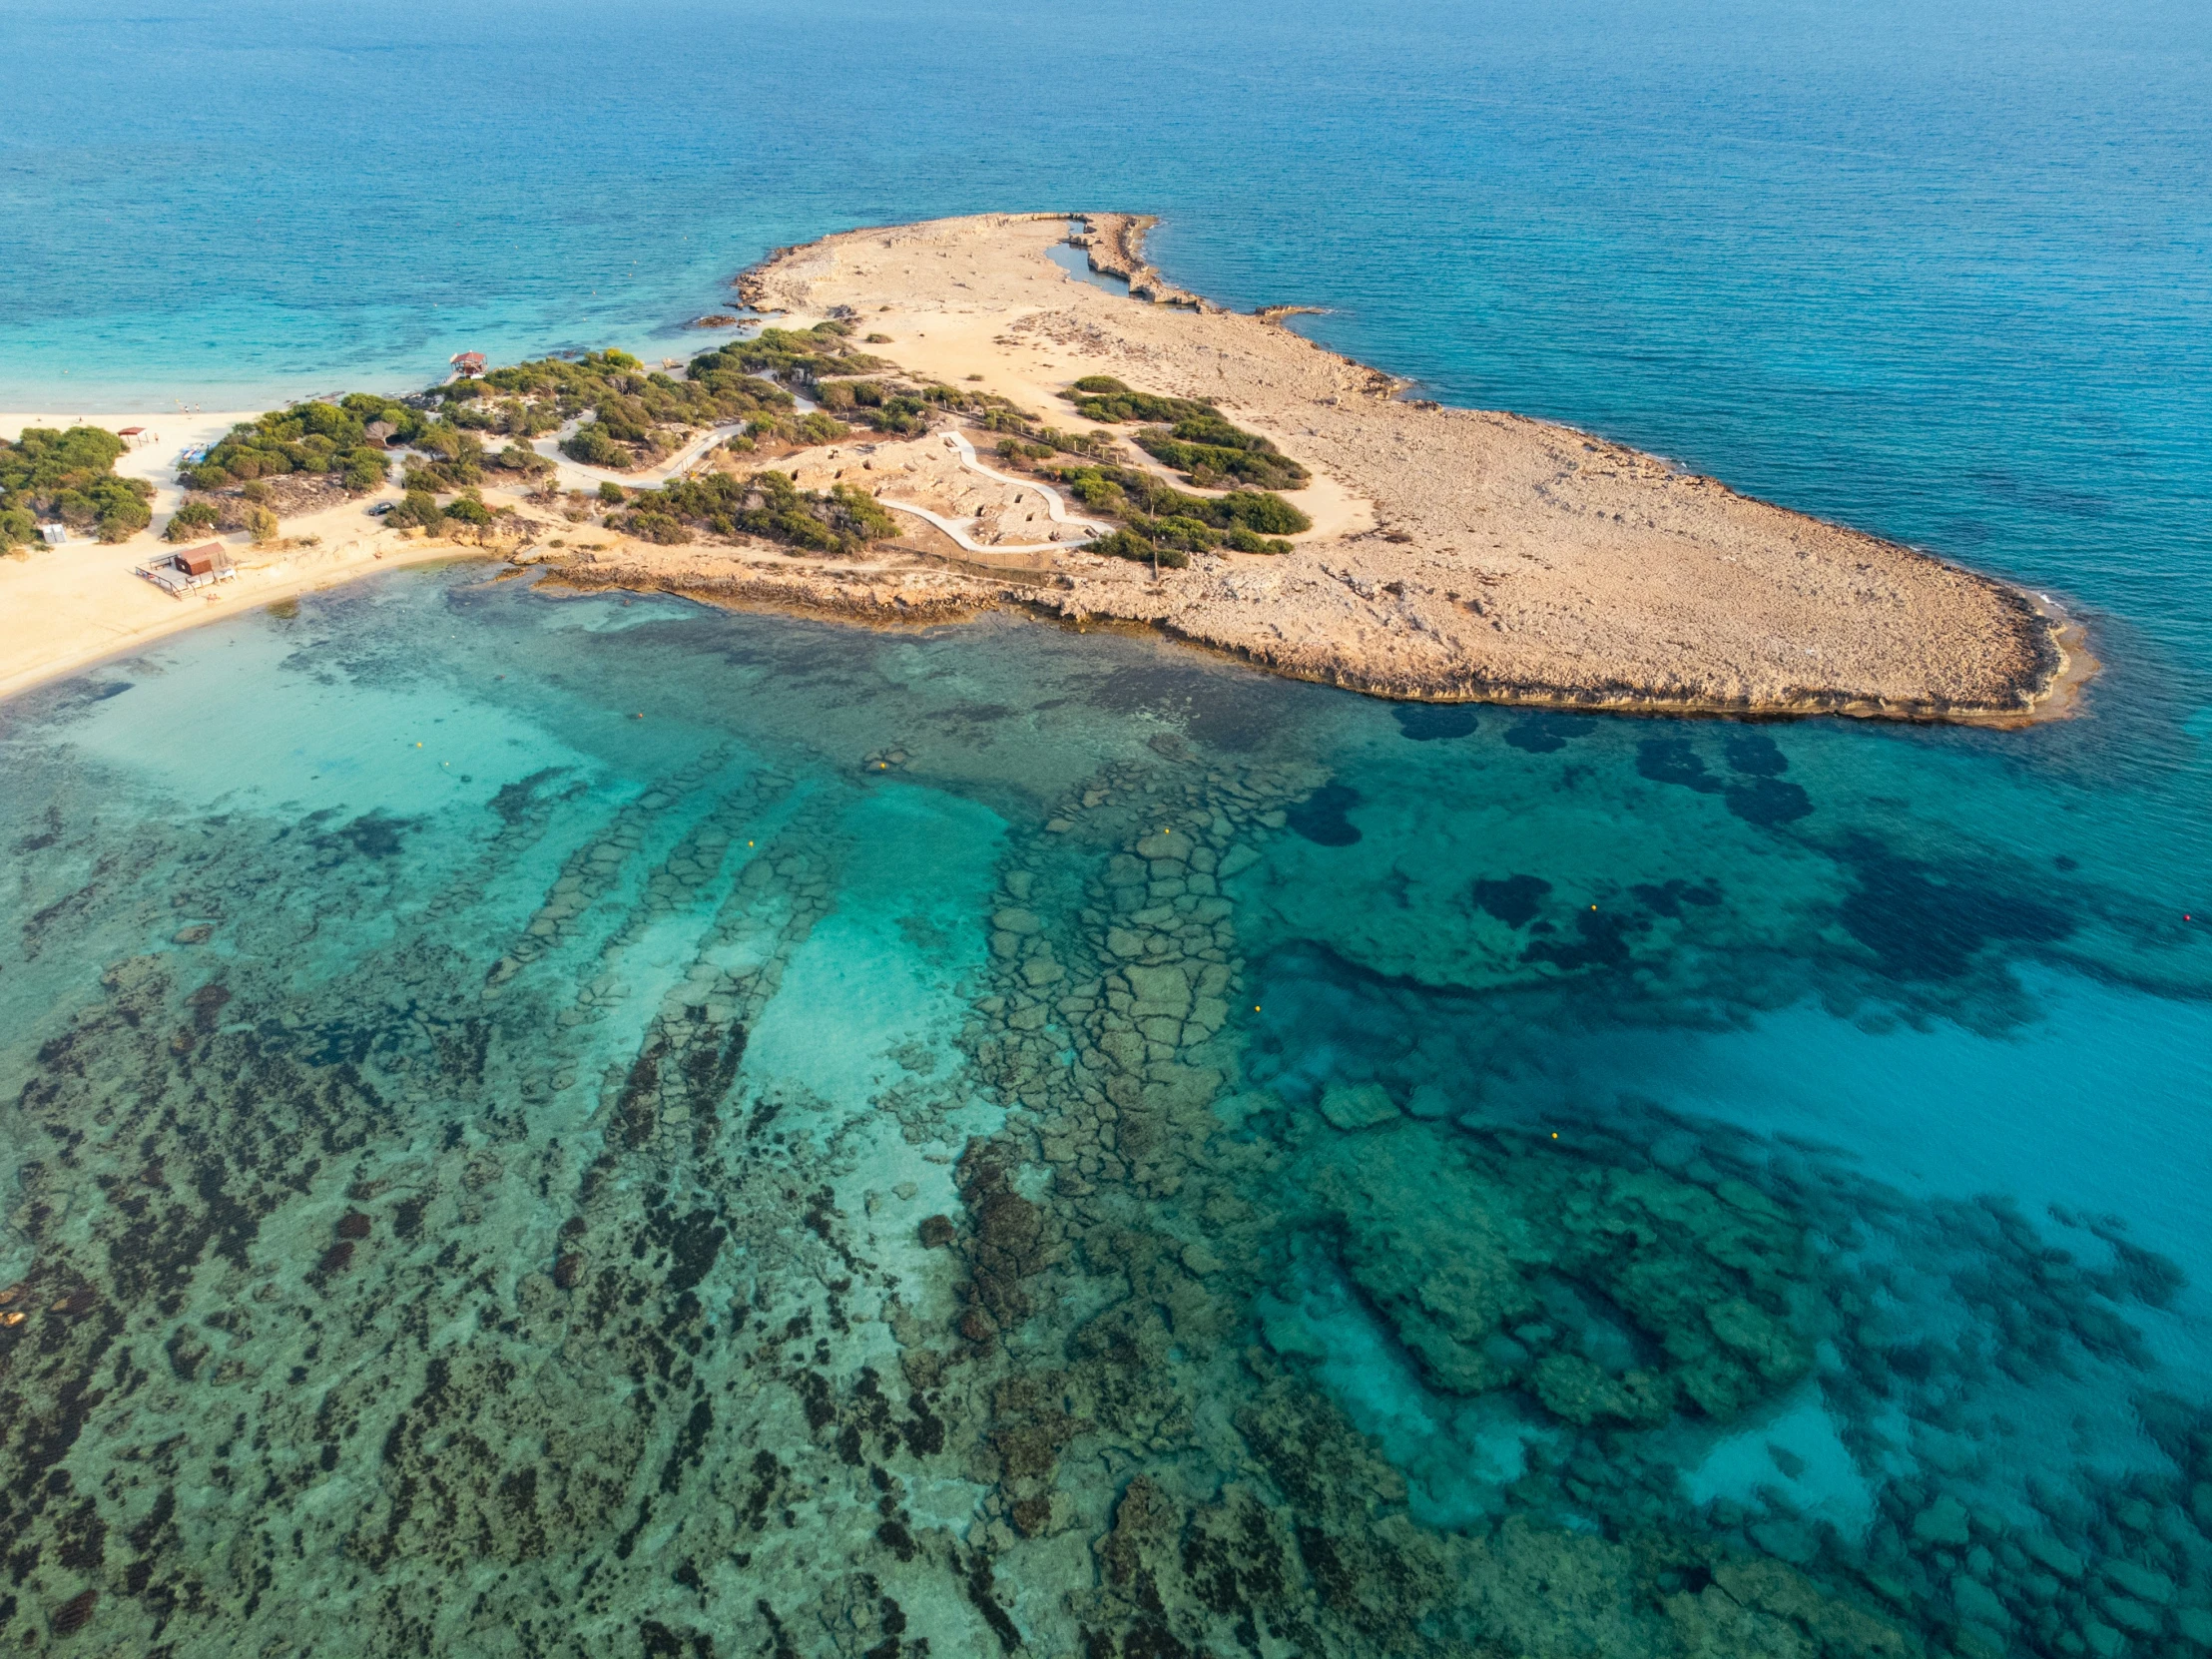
1, 426, 154, 546
812, 379, 933, 436
458, 347, 814, 471
385, 488, 496, 533
978, 406, 1113, 459
1062, 375, 1215, 425
612, 469, 900, 554
1132, 413, 1309, 490
726, 411, 849, 454
1043, 460, 1307, 549
1059, 375, 1309, 490
163, 501, 221, 543
708, 323, 888, 387
184, 397, 413, 494
1034, 461, 1307, 566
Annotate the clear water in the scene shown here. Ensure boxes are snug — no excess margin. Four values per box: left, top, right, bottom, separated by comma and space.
4, 1, 2212, 1655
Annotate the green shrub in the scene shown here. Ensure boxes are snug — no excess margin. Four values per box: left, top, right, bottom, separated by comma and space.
1088, 529, 1188, 569
616, 511, 692, 546
737, 410, 850, 449
1041, 463, 1310, 535
1133, 422, 1308, 490
492, 443, 554, 477
443, 495, 492, 527
1224, 526, 1293, 555
188, 399, 417, 492
626, 469, 899, 554
94, 492, 152, 542
1061, 376, 1214, 425
1143, 514, 1222, 553
0, 506, 39, 551
384, 490, 443, 530
244, 504, 280, 545
1058, 378, 1307, 489
1, 425, 153, 546
703, 323, 885, 388
165, 502, 221, 542
598, 480, 627, 504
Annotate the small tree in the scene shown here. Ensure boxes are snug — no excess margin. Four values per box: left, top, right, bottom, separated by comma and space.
384, 490, 443, 531
245, 504, 280, 546
165, 502, 220, 542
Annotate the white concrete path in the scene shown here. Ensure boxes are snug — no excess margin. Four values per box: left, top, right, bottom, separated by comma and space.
875, 429, 1109, 555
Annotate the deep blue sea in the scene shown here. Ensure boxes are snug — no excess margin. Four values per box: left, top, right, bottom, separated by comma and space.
3, 1, 2210, 1654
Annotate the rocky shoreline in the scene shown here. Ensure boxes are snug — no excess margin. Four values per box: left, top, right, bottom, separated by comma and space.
556, 534, 2076, 727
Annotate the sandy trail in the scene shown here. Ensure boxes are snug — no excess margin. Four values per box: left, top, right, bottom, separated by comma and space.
530, 419, 746, 493
868, 431, 1109, 554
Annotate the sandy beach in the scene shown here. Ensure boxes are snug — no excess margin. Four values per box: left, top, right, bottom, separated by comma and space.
0, 413, 495, 703
1, 215, 2078, 720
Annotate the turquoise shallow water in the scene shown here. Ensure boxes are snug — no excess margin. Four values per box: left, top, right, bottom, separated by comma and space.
0, 569, 2206, 1654
4, 0, 2212, 1653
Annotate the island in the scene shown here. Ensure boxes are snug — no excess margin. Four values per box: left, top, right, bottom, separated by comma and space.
0, 212, 2079, 722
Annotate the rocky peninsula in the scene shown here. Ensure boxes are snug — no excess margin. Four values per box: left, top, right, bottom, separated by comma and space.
563, 211, 2071, 724
0, 213, 2078, 722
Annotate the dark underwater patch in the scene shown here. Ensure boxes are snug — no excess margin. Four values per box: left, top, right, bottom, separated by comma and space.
489, 768, 568, 826
1836, 837, 2074, 979
1083, 663, 1283, 751
1473, 874, 1552, 927
1636, 738, 1724, 794
1286, 783, 1363, 846
1641, 735, 1812, 826
1631, 878, 1722, 917
1393, 704, 1479, 742
1522, 906, 1640, 971
1723, 730, 1789, 777
1503, 712, 1593, 754
1721, 730, 1810, 822
1725, 777, 1814, 827
317, 811, 421, 860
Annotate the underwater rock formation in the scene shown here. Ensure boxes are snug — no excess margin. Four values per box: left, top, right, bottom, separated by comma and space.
0, 591, 2198, 1658
1299, 1118, 1814, 1423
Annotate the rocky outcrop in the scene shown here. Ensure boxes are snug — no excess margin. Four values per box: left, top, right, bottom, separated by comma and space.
1070, 212, 1213, 310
